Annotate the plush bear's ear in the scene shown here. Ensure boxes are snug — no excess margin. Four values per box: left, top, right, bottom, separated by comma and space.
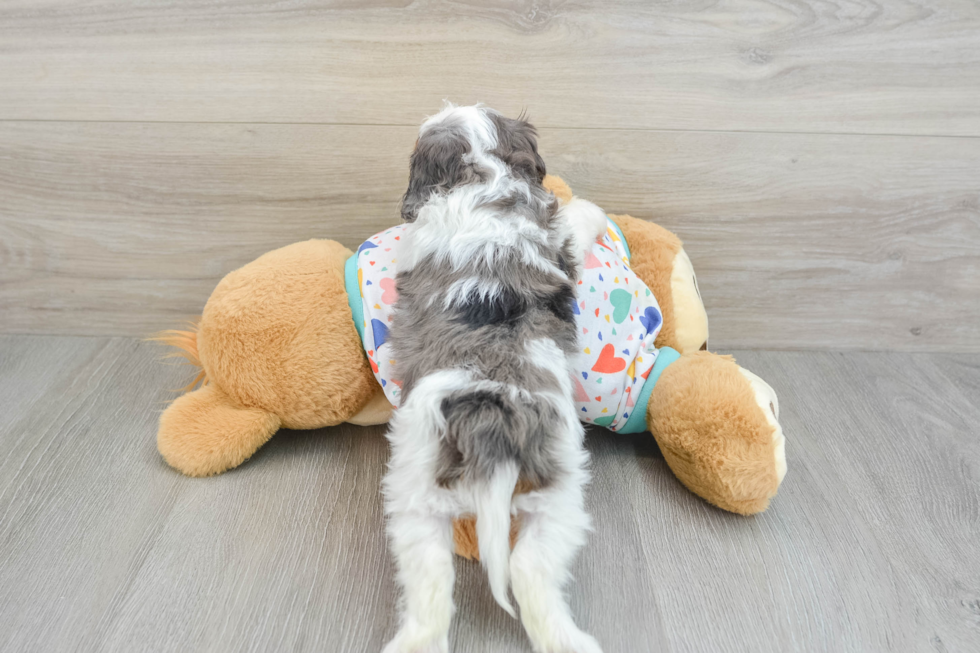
400, 125, 474, 222
543, 174, 574, 205
646, 351, 785, 515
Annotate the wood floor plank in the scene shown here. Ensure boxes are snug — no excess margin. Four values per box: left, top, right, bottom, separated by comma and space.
0, 336, 187, 653
2, 122, 978, 351
0, 335, 107, 427
94, 425, 397, 653
703, 350, 980, 652
2, 337, 979, 652
0, 0, 978, 135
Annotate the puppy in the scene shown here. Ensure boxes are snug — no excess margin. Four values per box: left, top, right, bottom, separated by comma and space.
382, 104, 607, 653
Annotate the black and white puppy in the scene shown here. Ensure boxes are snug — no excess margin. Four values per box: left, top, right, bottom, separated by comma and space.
382, 104, 607, 653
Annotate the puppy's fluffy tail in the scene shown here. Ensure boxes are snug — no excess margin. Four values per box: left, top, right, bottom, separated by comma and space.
475, 460, 520, 618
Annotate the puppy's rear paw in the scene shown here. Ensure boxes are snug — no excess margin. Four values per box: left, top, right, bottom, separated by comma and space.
382, 622, 448, 653
530, 623, 603, 653
559, 631, 603, 653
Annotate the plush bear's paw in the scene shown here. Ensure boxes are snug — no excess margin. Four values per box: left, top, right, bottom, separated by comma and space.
158, 384, 281, 477
738, 366, 787, 485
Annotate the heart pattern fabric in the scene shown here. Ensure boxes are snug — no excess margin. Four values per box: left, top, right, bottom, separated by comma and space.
353, 219, 664, 431
572, 220, 663, 430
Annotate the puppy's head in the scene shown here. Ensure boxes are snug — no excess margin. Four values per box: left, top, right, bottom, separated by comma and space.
400, 104, 547, 222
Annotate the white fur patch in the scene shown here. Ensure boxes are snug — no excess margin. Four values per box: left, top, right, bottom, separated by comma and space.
555, 197, 609, 279
442, 276, 503, 310
403, 188, 562, 277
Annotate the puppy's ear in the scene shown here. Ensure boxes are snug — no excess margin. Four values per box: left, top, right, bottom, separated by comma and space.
520, 118, 547, 185
401, 129, 472, 222
488, 112, 546, 185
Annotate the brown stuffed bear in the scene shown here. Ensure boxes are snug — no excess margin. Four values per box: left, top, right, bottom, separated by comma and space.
155, 176, 786, 557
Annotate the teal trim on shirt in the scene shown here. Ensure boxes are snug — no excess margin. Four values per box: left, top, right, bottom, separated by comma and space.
607, 218, 631, 261
617, 346, 680, 434
344, 254, 365, 342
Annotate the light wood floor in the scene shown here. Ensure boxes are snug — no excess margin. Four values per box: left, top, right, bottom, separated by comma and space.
1, 336, 977, 653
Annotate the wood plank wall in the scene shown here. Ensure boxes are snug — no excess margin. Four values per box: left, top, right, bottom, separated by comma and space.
1, 0, 978, 350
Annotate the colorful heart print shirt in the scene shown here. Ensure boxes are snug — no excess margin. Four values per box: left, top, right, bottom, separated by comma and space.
344, 218, 680, 433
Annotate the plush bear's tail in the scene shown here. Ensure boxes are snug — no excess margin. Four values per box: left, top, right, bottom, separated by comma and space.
148, 320, 209, 393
